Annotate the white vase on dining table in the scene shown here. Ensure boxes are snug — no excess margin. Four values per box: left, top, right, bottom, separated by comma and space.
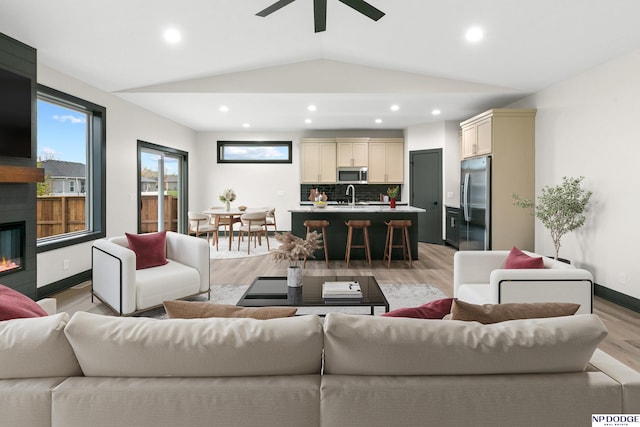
225, 200, 230, 211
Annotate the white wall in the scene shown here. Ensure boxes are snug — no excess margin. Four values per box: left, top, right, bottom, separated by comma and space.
36, 65, 198, 288
404, 120, 460, 239
195, 131, 304, 232
509, 48, 640, 299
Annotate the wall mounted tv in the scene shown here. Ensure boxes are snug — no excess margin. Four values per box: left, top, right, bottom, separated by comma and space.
0, 67, 32, 159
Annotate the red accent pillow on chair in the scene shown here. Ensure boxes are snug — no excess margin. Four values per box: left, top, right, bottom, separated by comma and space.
0, 284, 48, 320
125, 231, 169, 270
504, 246, 544, 269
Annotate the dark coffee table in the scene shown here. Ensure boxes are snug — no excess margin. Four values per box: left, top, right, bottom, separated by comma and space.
237, 276, 389, 315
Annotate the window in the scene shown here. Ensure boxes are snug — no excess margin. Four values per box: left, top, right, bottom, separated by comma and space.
217, 141, 292, 163
36, 85, 106, 251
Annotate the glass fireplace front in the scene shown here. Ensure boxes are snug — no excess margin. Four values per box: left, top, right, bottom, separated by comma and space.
0, 221, 25, 276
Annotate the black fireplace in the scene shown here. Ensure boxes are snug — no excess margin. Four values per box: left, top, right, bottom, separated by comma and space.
0, 221, 25, 277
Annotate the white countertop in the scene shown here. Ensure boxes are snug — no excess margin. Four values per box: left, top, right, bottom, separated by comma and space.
289, 205, 426, 213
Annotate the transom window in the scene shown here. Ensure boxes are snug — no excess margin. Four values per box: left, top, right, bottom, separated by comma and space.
217, 141, 292, 163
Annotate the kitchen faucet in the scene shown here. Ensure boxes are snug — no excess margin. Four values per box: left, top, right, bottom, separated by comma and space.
346, 184, 355, 206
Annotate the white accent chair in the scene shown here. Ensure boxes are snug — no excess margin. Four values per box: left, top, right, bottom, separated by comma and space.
454, 250, 594, 314
91, 231, 210, 316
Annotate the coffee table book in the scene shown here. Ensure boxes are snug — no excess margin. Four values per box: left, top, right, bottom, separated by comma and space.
322, 281, 362, 299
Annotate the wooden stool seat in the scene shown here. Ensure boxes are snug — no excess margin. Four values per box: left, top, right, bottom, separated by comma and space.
344, 220, 372, 267
303, 219, 330, 267
384, 219, 413, 268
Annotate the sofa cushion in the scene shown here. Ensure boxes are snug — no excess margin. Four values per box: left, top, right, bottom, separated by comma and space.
164, 300, 297, 319
381, 298, 453, 319
449, 299, 580, 324
323, 313, 607, 375
504, 246, 544, 269
0, 284, 48, 320
64, 311, 323, 377
125, 231, 168, 270
0, 313, 82, 379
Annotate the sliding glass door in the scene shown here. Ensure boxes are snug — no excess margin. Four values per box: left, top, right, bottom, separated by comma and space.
137, 141, 188, 234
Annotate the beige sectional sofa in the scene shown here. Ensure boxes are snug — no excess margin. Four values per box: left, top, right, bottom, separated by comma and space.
1, 311, 639, 427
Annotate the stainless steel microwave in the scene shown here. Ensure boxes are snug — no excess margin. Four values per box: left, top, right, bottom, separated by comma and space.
337, 167, 368, 184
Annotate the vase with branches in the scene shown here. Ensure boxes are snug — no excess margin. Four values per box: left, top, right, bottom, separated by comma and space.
272, 231, 323, 287
513, 176, 592, 260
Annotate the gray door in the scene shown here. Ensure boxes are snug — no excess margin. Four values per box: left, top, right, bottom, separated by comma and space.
410, 149, 442, 244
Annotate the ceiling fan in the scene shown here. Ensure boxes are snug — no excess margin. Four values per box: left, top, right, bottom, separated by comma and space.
256, 0, 385, 33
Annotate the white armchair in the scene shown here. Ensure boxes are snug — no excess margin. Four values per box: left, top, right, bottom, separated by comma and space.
454, 250, 593, 314
92, 231, 210, 315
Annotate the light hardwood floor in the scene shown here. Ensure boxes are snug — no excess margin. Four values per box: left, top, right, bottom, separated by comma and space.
54, 242, 640, 371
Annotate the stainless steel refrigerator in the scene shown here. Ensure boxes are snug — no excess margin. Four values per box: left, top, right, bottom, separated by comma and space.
460, 156, 491, 250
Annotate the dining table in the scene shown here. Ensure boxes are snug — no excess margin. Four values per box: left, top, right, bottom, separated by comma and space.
202, 207, 249, 251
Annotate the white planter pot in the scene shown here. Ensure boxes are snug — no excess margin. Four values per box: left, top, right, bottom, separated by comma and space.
287, 266, 303, 287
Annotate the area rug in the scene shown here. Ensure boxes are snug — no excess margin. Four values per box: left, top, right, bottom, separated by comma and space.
137, 283, 447, 318
209, 236, 274, 260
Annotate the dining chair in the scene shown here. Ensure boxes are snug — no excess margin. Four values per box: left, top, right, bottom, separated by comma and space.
188, 211, 216, 245
237, 211, 270, 255
265, 207, 277, 232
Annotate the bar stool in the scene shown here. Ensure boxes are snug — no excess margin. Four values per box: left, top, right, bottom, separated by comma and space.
344, 220, 372, 267
303, 220, 330, 268
383, 219, 413, 268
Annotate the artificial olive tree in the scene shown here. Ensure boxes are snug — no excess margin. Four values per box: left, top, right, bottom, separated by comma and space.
513, 176, 592, 260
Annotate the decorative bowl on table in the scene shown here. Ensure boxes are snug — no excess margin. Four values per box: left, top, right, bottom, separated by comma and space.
238, 205, 247, 211
313, 201, 327, 208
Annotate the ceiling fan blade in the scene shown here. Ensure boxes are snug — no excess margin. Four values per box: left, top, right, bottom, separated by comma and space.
338, 0, 385, 21
256, 0, 297, 17
314, 0, 327, 32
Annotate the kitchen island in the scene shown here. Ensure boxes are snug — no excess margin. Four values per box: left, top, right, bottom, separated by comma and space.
289, 205, 426, 262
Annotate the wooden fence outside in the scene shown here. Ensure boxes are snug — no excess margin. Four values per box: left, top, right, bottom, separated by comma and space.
36, 195, 178, 239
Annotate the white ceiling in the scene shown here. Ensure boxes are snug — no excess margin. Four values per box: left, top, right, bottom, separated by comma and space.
2, 0, 640, 131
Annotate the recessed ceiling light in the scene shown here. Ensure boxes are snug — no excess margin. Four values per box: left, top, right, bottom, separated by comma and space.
390, 105, 399, 111
305, 118, 312, 124
375, 118, 382, 124
242, 123, 250, 128
465, 26, 484, 42
219, 105, 229, 113
307, 105, 317, 112
432, 109, 441, 116
164, 28, 182, 44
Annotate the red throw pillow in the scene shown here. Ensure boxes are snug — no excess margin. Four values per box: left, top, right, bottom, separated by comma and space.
0, 284, 48, 320
125, 231, 169, 270
504, 246, 544, 269
381, 297, 454, 319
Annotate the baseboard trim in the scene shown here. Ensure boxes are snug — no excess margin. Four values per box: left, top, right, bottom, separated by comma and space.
37, 270, 92, 299
594, 283, 640, 313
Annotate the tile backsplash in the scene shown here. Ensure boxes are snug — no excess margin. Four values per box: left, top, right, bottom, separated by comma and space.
300, 184, 401, 203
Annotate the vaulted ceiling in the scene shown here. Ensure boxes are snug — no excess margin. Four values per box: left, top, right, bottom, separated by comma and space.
2, 0, 640, 131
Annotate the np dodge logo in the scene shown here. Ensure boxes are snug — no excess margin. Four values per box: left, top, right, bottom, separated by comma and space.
592, 414, 640, 427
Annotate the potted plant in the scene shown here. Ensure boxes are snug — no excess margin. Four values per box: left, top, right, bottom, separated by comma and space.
219, 188, 236, 211
272, 231, 323, 287
513, 176, 592, 260
387, 185, 399, 208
